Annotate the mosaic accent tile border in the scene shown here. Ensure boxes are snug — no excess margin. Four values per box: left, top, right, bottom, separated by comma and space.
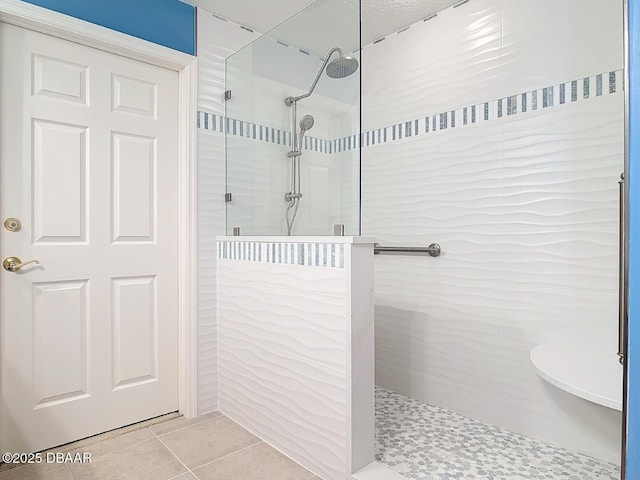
375, 387, 620, 480
197, 112, 332, 154
200, 69, 622, 156
352, 69, 623, 152
217, 241, 345, 268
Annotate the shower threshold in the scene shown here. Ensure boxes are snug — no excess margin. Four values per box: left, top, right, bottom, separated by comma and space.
375, 387, 620, 480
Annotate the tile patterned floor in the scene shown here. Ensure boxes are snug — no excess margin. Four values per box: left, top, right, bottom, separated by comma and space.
1, 390, 622, 480
0, 412, 320, 480
375, 387, 621, 480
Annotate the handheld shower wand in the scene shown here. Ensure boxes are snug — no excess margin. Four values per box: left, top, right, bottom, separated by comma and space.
298, 114, 315, 150
285, 115, 315, 235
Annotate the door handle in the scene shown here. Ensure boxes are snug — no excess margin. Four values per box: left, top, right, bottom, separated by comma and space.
3, 256, 40, 272
618, 173, 627, 365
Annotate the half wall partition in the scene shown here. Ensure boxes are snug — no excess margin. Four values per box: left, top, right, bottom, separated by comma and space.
217, 3, 374, 480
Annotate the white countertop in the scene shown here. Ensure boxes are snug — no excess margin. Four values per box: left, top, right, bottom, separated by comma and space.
216, 235, 376, 244
530, 344, 622, 411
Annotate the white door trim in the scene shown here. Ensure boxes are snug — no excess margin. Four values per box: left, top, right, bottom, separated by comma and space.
0, 0, 199, 419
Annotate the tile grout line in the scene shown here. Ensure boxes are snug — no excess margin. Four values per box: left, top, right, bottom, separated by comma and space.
154, 430, 199, 479
187, 439, 264, 472
151, 413, 223, 439
204, 413, 319, 478
0, 415, 195, 480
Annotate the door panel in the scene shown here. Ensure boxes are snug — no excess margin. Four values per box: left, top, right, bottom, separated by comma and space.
32, 54, 89, 105
111, 275, 157, 389
0, 23, 179, 453
32, 280, 90, 408
32, 119, 89, 244
111, 133, 156, 243
111, 74, 157, 117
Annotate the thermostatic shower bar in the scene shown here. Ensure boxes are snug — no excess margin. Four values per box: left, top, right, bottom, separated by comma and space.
374, 243, 441, 257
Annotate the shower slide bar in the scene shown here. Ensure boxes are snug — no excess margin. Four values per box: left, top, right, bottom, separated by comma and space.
374, 242, 441, 257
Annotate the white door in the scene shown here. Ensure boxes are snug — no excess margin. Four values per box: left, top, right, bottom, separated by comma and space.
0, 23, 179, 453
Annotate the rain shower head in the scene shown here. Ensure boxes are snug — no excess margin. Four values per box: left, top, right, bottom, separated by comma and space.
326, 55, 359, 79
285, 47, 359, 106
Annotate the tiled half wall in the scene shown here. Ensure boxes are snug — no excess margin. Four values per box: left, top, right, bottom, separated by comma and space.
216, 237, 375, 480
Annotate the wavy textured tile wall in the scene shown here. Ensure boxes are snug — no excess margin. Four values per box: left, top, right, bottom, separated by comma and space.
362, 0, 622, 131
361, 0, 624, 464
200, 0, 624, 464
217, 243, 375, 480
196, 11, 258, 414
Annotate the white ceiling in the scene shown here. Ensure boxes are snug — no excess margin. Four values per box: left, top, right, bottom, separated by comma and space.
362, 0, 462, 44
186, 0, 462, 50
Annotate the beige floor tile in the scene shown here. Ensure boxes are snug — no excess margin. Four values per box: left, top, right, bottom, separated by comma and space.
30, 413, 179, 456
0, 462, 74, 480
159, 416, 260, 469
70, 427, 155, 458
69, 438, 186, 480
150, 412, 222, 437
193, 442, 313, 480
168, 473, 198, 480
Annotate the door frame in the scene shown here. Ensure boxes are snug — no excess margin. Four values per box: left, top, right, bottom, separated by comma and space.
0, 0, 199, 419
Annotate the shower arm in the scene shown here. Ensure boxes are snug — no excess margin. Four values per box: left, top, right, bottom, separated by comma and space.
285, 47, 343, 106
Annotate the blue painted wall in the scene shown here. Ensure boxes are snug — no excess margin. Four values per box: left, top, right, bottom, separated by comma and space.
19, 0, 195, 55
628, 0, 640, 477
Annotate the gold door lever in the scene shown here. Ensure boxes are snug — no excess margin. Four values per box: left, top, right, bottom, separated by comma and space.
3, 256, 40, 272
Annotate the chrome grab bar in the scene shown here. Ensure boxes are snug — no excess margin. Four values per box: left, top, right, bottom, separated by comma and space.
618, 173, 627, 366
374, 243, 441, 257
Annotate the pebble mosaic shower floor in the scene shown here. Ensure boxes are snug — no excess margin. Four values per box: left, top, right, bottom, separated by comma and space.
375, 387, 620, 480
